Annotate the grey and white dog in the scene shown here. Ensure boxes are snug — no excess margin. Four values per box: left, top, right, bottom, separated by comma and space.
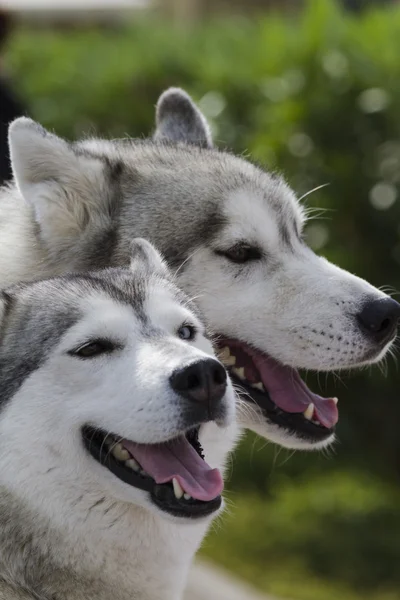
1, 87, 399, 452
0, 239, 237, 600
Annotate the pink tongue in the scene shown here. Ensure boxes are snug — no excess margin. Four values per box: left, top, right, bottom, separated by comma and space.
222, 339, 339, 429
121, 437, 223, 502
249, 350, 339, 429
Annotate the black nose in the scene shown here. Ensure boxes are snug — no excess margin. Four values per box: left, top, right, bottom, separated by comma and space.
357, 297, 400, 343
170, 359, 227, 416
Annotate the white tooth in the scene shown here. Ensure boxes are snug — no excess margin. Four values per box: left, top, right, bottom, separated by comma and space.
303, 403, 314, 421
125, 458, 140, 472
232, 366, 245, 381
237, 367, 245, 380
251, 381, 265, 391
218, 346, 236, 367
218, 346, 230, 361
183, 493, 191, 500
224, 354, 236, 366
333, 397, 339, 405
104, 437, 114, 447
218, 346, 236, 366
112, 443, 130, 461
173, 478, 184, 500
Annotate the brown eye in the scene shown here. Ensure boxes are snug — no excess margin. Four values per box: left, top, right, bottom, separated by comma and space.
216, 244, 261, 264
69, 339, 116, 359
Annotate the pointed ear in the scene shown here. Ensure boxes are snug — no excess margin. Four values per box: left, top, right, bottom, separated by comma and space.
9, 118, 77, 192
154, 88, 213, 149
8, 118, 108, 254
130, 239, 170, 278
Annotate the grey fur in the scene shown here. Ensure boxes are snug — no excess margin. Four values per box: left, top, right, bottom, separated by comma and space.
3, 91, 299, 279
22, 137, 288, 273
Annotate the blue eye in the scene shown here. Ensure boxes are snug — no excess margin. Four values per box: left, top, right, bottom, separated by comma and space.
177, 324, 196, 341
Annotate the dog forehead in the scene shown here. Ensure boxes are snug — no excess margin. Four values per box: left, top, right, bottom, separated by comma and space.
144, 282, 200, 331
59, 272, 195, 343
4, 272, 145, 342
223, 188, 281, 246
221, 179, 303, 248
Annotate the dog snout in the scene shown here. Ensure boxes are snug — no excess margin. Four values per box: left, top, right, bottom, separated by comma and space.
169, 359, 227, 418
357, 297, 400, 344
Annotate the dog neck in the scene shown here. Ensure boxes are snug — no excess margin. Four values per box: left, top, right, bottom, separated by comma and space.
0, 485, 209, 600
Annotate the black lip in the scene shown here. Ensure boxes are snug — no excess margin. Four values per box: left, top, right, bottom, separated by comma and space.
152, 483, 221, 518
230, 375, 335, 443
82, 426, 222, 519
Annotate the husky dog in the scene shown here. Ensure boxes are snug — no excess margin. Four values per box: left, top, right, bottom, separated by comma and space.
1, 88, 399, 452
0, 238, 237, 600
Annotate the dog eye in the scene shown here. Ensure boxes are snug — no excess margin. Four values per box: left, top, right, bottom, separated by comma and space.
69, 339, 116, 359
177, 324, 196, 341
217, 244, 261, 264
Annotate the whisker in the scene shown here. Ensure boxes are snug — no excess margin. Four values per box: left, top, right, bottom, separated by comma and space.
173, 247, 203, 279
298, 183, 331, 203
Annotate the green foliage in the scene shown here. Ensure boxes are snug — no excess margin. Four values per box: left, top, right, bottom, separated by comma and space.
203, 468, 400, 600
4, 1, 400, 597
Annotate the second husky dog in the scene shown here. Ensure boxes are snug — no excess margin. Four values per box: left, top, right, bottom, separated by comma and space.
0, 239, 237, 600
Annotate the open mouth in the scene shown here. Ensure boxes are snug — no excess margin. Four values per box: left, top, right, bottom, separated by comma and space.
82, 426, 223, 519
218, 338, 339, 444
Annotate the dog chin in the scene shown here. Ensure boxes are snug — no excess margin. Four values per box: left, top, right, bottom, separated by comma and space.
245, 414, 336, 451
358, 341, 395, 367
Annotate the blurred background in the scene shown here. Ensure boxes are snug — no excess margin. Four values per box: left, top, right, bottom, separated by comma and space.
1, 0, 400, 599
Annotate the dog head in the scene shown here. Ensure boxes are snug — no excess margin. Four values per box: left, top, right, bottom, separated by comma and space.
7, 89, 400, 451
0, 239, 236, 522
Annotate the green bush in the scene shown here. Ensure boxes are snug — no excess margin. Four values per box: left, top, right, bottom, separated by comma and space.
5, 2, 400, 597
203, 469, 400, 600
